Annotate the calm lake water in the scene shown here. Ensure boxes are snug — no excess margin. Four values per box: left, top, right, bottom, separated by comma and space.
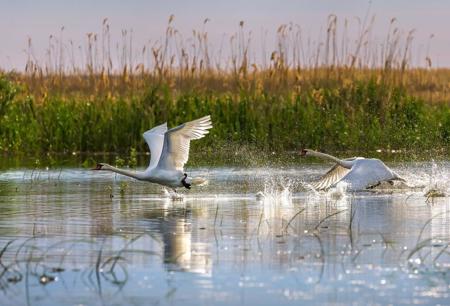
0, 161, 449, 305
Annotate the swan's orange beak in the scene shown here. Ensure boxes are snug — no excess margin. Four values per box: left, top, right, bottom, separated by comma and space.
300, 149, 308, 156
93, 164, 103, 170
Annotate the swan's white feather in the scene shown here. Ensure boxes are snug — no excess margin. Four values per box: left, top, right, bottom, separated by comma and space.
143, 122, 168, 170
312, 162, 352, 190
96, 115, 212, 189
157, 115, 212, 171
305, 149, 404, 191
339, 158, 401, 190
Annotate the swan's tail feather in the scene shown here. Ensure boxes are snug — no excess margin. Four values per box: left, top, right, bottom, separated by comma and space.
190, 177, 208, 186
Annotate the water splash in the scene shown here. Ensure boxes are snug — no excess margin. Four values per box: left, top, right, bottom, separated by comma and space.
159, 187, 185, 201
255, 176, 292, 205
254, 176, 295, 235
421, 161, 449, 200
302, 181, 351, 208
160, 187, 171, 198
401, 161, 449, 197
299, 161, 450, 199
326, 181, 349, 200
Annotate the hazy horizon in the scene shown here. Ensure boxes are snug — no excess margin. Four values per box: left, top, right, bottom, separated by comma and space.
1, 0, 449, 70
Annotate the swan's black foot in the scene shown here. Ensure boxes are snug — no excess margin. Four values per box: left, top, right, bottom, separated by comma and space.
181, 173, 191, 189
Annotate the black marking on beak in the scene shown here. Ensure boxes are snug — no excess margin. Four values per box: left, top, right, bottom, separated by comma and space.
181, 173, 191, 189
93, 163, 103, 170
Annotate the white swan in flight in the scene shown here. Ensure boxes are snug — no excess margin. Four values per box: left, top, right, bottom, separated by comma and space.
94, 115, 212, 192
300, 149, 405, 191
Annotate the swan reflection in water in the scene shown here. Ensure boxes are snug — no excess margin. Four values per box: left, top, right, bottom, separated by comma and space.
143, 200, 212, 275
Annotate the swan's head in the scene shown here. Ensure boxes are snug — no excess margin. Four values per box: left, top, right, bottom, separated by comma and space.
93, 163, 107, 170
300, 149, 312, 156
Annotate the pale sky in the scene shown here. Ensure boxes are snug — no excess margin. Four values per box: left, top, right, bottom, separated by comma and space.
0, 0, 449, 70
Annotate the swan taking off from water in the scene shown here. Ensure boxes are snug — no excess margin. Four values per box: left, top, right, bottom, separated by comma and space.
94, 115, 212, 192
300, 149, 405, 191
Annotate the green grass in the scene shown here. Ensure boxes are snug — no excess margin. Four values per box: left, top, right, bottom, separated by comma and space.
0, 74, 449, 167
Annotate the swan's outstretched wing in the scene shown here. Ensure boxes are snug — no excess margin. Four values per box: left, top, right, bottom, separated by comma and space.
157, 115, 212, 171
143, 122, 168, 170
312, 158, 356, 190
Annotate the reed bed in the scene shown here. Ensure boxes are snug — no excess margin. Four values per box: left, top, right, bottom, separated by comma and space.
0, 16, 449, 163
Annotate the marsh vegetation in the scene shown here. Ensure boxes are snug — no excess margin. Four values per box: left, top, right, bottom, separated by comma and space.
0, 16, 449, 165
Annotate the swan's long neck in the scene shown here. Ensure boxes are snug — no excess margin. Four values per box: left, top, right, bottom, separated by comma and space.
100, 164, 146, 180
308, 151, 353, 169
